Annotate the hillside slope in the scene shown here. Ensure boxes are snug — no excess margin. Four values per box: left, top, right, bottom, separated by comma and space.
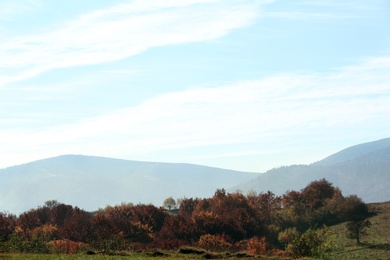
314, 137, 390, 166
235, 138, 390, 202
329, 201, 390, 259
0, 155, 257, 214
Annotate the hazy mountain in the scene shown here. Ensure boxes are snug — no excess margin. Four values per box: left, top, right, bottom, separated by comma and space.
234, 138, 390, 203
2, 138, 389, 214
0, 155, 257, 214
314, 138, 390, 166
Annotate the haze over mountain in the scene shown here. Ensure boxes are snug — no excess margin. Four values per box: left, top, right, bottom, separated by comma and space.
234, 138, 390, 203
0, 155, 256, 214
1, 138, 389, 214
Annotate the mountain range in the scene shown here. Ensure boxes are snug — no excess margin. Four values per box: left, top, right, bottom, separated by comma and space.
1, 138, 389, 214
234, 138, 390, 203
0, 155, 255, 214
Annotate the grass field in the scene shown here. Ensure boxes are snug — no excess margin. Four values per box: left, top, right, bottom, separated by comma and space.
328, 201, 390, 260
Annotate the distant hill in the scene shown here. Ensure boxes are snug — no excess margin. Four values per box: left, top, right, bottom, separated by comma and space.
2, 138, 389, 214
0, 155, 256, 214
234, 138, 390, 203
314, 138, 390, 166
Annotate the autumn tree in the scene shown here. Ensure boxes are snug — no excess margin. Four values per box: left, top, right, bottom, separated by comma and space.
0, 212, 16, 241
253, 191, 281, 225
301, 179, 336, 211
191, 189, 264, 241
178, 197, 200, 217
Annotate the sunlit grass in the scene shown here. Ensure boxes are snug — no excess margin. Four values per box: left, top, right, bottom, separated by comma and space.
328, 201, 390, 260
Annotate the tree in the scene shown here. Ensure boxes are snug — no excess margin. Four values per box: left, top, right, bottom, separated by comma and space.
178, 197, 200, 217
0, 212, 16, 241
44, 200, 60, 209
301, 179, 336, 211
346, 218, 371, 244
256, 191, 281, 225
163, 197, 177, 210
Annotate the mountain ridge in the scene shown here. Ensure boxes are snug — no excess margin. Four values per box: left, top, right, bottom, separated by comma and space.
313, 137, 390, 166
0, 154, 257, 214
1, 138, 389, 214
234, 138, 390, 203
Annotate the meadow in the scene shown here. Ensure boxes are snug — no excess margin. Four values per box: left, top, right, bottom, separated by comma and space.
327, 201, 390, 260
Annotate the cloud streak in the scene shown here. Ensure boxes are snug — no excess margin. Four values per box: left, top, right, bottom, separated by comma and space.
1, 56, 389, 169
0, 0, 268, 88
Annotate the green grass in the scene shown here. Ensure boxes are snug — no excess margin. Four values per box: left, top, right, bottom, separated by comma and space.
327, 201, 390, 260
0, 250, 283, 260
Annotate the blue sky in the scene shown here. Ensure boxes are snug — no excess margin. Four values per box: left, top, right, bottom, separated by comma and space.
1, 0, 389, 172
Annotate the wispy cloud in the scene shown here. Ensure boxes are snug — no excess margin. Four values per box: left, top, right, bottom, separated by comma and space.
1, 56, 389, 169
265, 0, 387, 20
0, 0, 41, 21
0, 0, 269, 88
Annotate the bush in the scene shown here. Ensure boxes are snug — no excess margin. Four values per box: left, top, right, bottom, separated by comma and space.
5, 232, 50, 253
198, 234, 232, 252
278, 227, 300, 248
244, 236, 268, 256
288, 226, 337, 259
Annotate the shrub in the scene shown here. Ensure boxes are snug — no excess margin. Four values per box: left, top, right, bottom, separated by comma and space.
288, 226, 337, 259
278, 227, 300, 248
31, 224, 58, 241
5, 231, 50, 253
198, 234, 232, 252
244, 237, 268, 256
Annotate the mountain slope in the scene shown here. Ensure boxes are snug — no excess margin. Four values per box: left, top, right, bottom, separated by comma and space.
0, 155, 257, 214
314, 137, 390, 166
234, 138, 390, 203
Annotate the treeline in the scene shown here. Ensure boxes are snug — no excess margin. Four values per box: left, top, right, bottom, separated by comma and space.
0, 179, 369, 257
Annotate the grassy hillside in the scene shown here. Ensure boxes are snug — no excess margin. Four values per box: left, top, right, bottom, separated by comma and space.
329, 201, 390, 260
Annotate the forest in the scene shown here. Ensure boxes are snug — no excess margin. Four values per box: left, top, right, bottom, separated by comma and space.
0, 179, 371, 258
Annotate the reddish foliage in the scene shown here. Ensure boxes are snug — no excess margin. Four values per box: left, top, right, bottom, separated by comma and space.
0, 212, 16, 240
0, 178, 370, 258
244, 236, 269, 256
178, 198, 201, 217
58, 208, 93, 243
198, 234, 232, 252
301, 179, 336, 211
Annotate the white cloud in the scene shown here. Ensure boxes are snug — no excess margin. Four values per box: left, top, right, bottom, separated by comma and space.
0, 0, 269, 88
0, 55, 389, 169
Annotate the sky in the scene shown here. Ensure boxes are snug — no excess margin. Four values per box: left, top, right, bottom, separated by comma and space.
0, 0, 389, 173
